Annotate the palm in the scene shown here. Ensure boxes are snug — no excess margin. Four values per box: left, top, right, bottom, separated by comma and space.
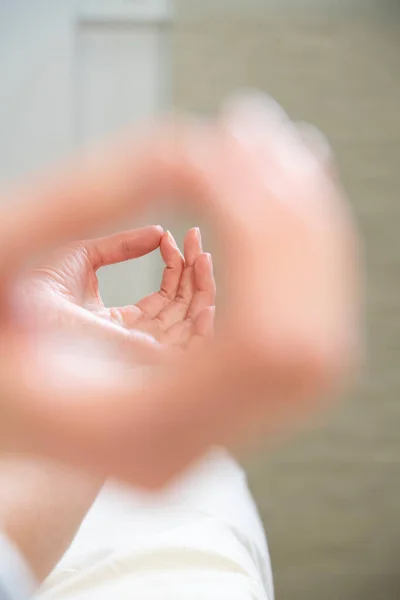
23, 226, 215, 365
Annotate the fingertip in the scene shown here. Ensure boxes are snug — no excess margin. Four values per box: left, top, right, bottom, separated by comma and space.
194, 227, 202, 248
161, 230, 177, 248
184, 227, 202, 266
160, 230, 169, 246
149, 226, 164, 251
194, 252, 215, 284
142, 225, 164, 244
296, 121, 334, 175
183, 227, 197, 244
160, 230, 184, 266
170, 230, 182, 251
221, 90, 289, 151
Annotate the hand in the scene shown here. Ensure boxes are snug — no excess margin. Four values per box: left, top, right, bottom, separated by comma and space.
0, 94, 361, 486
21, 226, 215, 365
107, 227, 215, 354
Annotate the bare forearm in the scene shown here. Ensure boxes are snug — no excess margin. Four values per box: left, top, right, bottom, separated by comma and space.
0, 456, 102, 584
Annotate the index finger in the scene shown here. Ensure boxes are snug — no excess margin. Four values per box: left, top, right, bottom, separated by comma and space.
84, 226, 164, 271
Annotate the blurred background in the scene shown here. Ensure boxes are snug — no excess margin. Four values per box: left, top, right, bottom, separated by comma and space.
1, 0, 400, 598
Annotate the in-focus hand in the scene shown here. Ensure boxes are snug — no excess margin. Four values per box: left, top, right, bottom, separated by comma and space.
21, 226, 215, 366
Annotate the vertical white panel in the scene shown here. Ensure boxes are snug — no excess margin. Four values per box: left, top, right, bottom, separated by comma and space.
76, 24, 166, 144
74, 15, 171, 306
0, 0, 76, 182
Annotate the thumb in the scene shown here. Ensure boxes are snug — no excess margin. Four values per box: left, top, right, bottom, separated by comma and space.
81, 225, 163, 271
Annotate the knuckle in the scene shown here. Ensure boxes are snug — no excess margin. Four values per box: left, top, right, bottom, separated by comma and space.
158, 287, 170, 300
118, 238, 132, 258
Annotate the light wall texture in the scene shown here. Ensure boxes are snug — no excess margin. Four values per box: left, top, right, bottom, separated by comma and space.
172, 1, 400, 599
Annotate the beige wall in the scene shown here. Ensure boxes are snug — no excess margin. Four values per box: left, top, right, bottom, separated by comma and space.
172, 1, 400, 599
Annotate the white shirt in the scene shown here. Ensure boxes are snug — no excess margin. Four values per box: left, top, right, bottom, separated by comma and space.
37, 450, 274, 600
0, 532, 37, 600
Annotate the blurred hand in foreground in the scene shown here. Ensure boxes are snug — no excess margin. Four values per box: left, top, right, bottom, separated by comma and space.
0, 94, 361, 487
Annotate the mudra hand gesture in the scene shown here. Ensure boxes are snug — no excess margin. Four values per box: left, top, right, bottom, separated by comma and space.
0, 94, 360, 487
21, 226, 215, 366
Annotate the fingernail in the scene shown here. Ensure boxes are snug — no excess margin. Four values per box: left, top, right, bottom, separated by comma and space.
195, 227, 202, 246
166, 230, 179, 249
205, 252, 212, 265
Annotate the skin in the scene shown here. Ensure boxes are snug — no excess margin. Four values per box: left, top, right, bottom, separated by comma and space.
0, 226, 216, 583
0, 95, 361, 488
21, 226, 215, 365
